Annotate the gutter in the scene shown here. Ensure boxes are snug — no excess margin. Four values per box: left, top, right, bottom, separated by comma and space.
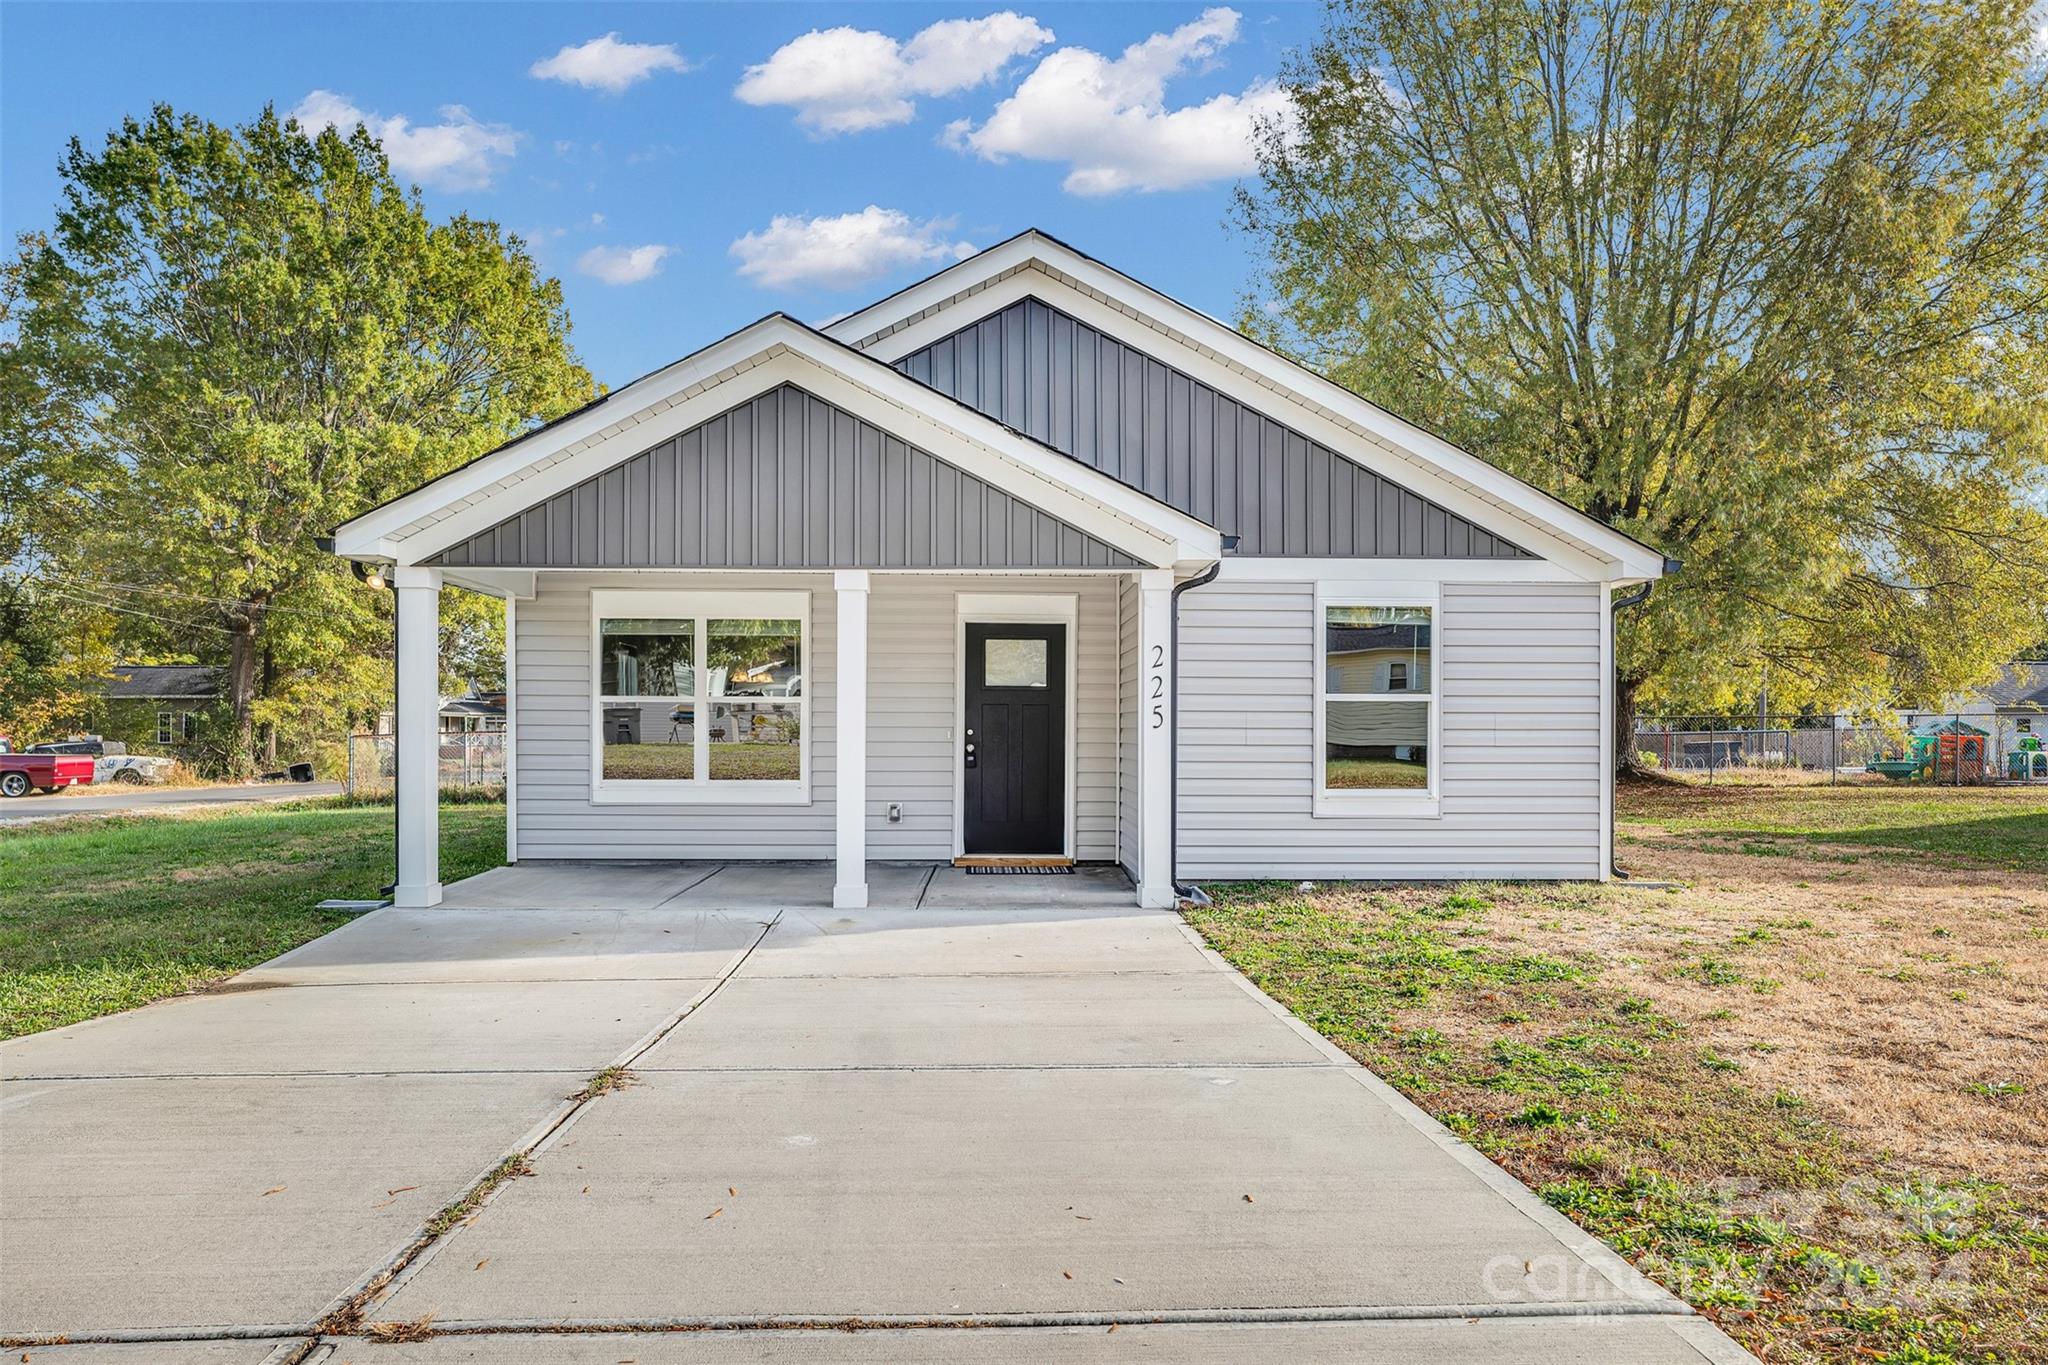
1610, 557, 1682, 880
1168, 538, 1236, 900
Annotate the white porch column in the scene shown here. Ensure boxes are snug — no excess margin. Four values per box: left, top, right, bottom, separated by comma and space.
1136, 569, 1176, 909
392, 566, 443, 908
834, 570, 870, 909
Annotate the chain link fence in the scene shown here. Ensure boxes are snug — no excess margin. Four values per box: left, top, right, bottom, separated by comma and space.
344, 732, 506, 796
1635, 713, 2048, 785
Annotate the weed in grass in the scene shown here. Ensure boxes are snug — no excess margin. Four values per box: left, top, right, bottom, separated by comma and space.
1678, 955, 1745, 987
1699, 1050, 1741, 1072
1969, 1080, 2024, 1100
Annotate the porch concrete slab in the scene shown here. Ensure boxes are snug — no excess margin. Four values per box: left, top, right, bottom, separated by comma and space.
665, 862, 932, 911
357, 1316, 1742, 1363
918, 865, 1139, 910
437, 862, 719, 911
740, 907, 1200, 978
237, 907, 762, 985
0, 1072, 571, 1337
638, 972, 1330, 1070
2, 977, 704, 1079
376, 1066, 1646, 1324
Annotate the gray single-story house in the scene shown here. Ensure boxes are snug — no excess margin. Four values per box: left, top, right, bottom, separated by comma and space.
331, 231, 1667, 909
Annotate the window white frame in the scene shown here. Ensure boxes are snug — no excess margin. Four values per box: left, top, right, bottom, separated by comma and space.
1313, 582, 1442, 818
156, 711, 173, 746
589, 589, 811, 805
952, 592, 1079, 858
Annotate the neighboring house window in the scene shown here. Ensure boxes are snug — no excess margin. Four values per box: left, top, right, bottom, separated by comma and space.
1318, 600, 1437, 808
591, 590, 808, 803
156, 711, 173, 745
180, 712, 197, 741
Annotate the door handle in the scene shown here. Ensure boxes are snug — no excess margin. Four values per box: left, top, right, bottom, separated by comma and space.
964, 741, 977, 770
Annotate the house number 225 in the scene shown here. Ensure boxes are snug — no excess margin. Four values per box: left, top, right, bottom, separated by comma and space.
1149, 644, 1166, 728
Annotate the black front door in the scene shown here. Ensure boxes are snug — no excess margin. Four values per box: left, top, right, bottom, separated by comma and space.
962, 623, 1066, 855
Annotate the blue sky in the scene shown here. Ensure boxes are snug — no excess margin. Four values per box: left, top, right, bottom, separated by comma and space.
1, 2, 1323, 385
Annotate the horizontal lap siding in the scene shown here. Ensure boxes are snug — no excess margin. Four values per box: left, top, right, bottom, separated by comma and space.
1177, 579, 1603, 880
1118, 577, 1140, 879
512, 572, 1121, 863
865, 576, 1120, 861
514, 573, 837, 859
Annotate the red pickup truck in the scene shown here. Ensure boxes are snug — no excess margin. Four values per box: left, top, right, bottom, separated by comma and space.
0, 737, 95, 798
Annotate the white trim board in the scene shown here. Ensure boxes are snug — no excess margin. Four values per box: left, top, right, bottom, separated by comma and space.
951, 591, 1080, 860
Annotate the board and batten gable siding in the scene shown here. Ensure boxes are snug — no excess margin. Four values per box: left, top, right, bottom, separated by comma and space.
894, 297, 1531, 561
432, 384, 1140, 572
512, 572, 1121, 862
1177, 578, 1604, 880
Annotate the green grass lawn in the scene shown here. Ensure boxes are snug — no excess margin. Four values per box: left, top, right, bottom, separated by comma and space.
1190, 784, 2048, 1364
1620, 779, 2048, 872
0, 799, 505, 1039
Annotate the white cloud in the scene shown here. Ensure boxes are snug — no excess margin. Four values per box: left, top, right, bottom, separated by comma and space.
530, 33, 696, 93
730, 207, 976, 290
292, 90, 519, 191
735, 12, 1053, 134
577, 243, 673, 285
943, 7, 1292, 195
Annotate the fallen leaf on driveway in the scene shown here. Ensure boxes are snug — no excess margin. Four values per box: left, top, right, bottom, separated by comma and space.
261, 1186, 286, 1197
475, 1258, 489, 1271
1242, 1194, 1254, 1203
387, 1185, 419, 1196
705, 1207, 723, 1220
1063, 1270, 1073, 1280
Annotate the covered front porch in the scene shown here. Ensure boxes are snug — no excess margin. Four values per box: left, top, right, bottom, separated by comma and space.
386, 566, 1184, 913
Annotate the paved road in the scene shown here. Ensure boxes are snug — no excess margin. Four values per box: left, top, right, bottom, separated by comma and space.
0, 868, 1755, 1363
0, 779, 343, 824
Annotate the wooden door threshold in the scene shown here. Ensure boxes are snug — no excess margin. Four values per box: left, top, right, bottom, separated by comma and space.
953, 855, 1075, 868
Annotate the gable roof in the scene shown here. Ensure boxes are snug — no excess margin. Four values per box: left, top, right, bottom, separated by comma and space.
331, 313, 1218, 570
826, 230, 1667, 582
895, 294, 1534, 560
1986, 662, 2048, 710
103, 664, 220, 700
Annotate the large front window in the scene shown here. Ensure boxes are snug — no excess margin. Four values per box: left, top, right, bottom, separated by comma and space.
592, 591, 807, 802
1318, 600, 1436, 808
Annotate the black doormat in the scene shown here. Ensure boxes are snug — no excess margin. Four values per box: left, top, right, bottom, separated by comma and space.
964, 865, 1075, 875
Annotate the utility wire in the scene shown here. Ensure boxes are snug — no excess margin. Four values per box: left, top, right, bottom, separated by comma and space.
36, 586, 237, 636
29, 569, 335, 619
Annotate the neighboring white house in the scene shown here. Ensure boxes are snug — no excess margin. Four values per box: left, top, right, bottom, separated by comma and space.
330, 231, 1667, 909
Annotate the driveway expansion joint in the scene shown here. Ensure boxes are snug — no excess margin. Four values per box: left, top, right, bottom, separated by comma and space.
320, 911, 786, 1331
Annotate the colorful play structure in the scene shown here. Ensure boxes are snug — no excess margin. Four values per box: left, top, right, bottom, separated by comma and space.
1869, 718, 1995, 782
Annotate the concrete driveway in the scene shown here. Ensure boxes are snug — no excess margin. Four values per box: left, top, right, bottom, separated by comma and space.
0, 866, 1754, 1363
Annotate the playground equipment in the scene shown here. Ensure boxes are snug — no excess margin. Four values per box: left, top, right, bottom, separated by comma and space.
2009, 734, 2047, 781
1870, 719, 1991, 782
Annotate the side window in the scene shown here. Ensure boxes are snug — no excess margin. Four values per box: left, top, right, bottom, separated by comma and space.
1321, 604, 1433, 795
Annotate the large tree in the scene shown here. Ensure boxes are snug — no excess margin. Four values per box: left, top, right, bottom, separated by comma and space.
10, 105, 592, 771
1238, 0, 2048, 749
